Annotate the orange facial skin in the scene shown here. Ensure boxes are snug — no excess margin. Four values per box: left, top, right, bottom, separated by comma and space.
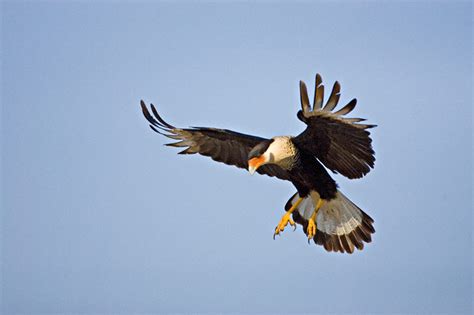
248, 155, 266, 174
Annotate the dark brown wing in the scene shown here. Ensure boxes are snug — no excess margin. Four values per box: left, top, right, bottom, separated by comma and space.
293, 74, 376, 179
140, 100, 290, 181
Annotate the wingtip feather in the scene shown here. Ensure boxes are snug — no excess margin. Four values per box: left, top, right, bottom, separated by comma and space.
313, 73, 324, 110
300, 81, 311, 113
334, 98, 357, 116
315, 73, 322, 85
150, 103, 175, 129
323, 81, 341, 111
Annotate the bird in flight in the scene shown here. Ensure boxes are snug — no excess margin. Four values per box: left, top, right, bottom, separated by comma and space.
140, 73, 376, 254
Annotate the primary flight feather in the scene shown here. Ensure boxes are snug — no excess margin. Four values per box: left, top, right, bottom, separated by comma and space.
141, 73, 376, 254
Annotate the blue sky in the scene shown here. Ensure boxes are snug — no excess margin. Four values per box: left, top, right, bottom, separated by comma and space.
1, 1, 472, 314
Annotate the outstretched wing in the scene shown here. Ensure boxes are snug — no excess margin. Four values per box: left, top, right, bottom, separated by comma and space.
293, 74, 376, 179
140, 101, 290, 181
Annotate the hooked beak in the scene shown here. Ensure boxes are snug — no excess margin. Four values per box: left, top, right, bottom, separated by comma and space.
248, 155, 266, 175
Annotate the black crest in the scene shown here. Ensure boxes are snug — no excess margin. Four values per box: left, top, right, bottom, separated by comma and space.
248, 139, 274, 160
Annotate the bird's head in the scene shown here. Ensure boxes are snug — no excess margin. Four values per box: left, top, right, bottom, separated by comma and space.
247, 136, 295, 174
247, 139, 274, 175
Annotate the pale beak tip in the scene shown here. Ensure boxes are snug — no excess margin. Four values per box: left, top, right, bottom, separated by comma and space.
248, 167, 256, 175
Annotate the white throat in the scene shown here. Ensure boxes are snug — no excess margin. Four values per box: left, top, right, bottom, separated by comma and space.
263, 136, 297, 170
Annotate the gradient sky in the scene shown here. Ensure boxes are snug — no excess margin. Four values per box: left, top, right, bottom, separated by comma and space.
1, 1, 472, 314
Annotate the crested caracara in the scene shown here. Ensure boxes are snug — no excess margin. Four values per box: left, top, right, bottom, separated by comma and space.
140, 73, 376, 254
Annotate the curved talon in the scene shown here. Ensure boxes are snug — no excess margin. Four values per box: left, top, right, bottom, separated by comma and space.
306, 199, 323, 240
307, 218, 317, 240
273, 230, 279, 240
273, 212, 294, 239
273, 197, 303, 239
289, 217, 296, 230
289, 218, 296, 231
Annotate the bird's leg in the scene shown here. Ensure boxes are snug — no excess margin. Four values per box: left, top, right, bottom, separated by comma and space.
273, 197, 303, 239
307, 199, 325, 240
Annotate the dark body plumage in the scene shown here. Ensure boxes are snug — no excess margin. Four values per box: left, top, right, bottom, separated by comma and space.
286, 147, 338, 200
140, 73, 376, 254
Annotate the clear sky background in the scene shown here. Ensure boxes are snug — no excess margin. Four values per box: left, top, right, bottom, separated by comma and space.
1, 1, 472, 314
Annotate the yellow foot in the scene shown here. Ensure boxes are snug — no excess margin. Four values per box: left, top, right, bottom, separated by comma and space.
273, 212, 296, 239
307, 217, 317, 241
306, 199, 324, 242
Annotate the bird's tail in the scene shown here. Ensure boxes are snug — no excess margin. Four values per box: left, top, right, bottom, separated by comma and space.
285, 190, 375, 254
